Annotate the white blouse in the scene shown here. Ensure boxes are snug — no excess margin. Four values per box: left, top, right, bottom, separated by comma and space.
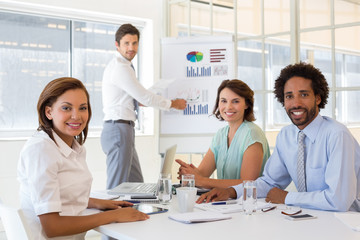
17, 130, 93, 240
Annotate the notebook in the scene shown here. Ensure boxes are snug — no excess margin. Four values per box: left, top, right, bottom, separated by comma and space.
107, 144, 177, 197
169, 211, 231, 224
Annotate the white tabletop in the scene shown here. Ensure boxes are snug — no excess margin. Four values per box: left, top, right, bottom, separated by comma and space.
94, 197, 360, 240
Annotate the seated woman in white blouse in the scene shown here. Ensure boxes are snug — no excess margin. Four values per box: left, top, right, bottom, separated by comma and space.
17, 77, 148, 239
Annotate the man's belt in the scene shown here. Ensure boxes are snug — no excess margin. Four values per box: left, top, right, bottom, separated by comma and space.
105, 119, 134, 126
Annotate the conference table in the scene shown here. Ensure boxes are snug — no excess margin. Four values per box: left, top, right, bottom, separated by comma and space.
93, 197, 359, 240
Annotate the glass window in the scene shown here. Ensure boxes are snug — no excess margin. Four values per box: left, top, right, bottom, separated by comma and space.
0, 11, 70, 130
253, 93, 264, 128
321, 91, 333, 118
336, 91, 360, 124
169, 2, 188, 37
334, 0, 360, 25
0, 10, 148, 136
335, 26, 360, 88
213, 3, 234, 36
168, 0, 360, 130
267, 92, 290, 128
237, 40, 263, 91
72, 21, 118, 128
342, 54, 360, 87
266, 36, 291, 90
237, 0, 261, 36
190, 1, 212, 34
264, 0, 290, 35
300, 0, 331, 29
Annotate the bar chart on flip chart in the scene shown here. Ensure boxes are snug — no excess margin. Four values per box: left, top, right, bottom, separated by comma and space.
160, 36, 234, 153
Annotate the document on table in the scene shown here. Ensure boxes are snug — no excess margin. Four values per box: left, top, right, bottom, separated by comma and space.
194, 200, 271, 214
169, 211, 231, 224
334, 212, 360, 231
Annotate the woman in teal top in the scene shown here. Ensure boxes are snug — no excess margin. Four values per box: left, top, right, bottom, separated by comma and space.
177, 79, 270, 189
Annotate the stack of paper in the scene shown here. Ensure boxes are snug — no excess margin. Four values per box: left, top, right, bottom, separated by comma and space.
169, 211, 231, 224
334, 212, 360, 231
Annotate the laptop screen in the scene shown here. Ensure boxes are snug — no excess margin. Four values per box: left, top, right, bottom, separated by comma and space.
161, 144, 177, 175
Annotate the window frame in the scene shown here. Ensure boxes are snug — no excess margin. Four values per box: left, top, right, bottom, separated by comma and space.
0, 2, 154, 139
166, 0, 360, 131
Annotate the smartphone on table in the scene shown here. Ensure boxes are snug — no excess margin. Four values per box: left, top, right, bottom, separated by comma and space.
132, 204, 168, 215
285, 214, 317, 221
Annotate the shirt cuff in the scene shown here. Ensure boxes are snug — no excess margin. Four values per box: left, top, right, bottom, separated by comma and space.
284, 191, 297, 205
165, 99, 172, 110
232, 183, 244, 199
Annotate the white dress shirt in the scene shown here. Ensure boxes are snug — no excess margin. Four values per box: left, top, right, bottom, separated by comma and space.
102, 51, 172, 121
18, 130, 93, 240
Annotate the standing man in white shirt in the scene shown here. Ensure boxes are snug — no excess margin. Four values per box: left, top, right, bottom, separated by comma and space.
101, 24, 186, 190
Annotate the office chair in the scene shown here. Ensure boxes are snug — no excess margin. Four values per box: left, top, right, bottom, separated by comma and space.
0, 199, 33, 240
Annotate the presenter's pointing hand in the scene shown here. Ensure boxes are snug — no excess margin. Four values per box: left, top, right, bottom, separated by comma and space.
171, 99, 187, 110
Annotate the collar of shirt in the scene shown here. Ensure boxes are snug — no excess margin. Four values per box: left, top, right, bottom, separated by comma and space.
291, 113, 323, 144
115, 51, 133, 66
51, 130, 83, 158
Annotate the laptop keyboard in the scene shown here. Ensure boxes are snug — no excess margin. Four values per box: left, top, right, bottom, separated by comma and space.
133, 183, 157, 193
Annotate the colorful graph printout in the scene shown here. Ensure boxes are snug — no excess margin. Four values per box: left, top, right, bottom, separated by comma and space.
160, 36, 233, 139
210, 49, 227, 63
187, 66, 211, 77
183, 103, 209, 115
186, 51, 203, 62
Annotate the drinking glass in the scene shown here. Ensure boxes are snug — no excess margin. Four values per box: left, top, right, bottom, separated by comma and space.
243, 180, 257, 215
157, 173, 172, 204
181, 174, 195, 188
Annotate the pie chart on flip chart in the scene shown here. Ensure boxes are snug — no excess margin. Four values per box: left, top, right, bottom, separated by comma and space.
186, 51, 203, 62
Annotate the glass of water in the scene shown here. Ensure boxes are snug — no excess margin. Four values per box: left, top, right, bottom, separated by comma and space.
243, 180, 257, 215
181, 174, 195, 188
157, 173, 172, 204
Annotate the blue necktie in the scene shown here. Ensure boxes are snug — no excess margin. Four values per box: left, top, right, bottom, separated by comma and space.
297, 131, 306, 192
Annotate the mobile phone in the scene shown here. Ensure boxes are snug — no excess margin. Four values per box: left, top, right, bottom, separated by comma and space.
285, 214, 317, 221
132, 204, 168, 215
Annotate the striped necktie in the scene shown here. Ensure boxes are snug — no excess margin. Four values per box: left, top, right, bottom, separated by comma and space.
297, 131, 306, 192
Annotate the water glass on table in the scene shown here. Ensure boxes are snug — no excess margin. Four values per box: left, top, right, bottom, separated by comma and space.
243, 180, 257, 215
157, 173, 172, 204
181, 174, 195, 188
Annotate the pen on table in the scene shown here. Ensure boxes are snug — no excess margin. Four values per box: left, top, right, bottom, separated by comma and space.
211, 201, 237, 205
261, 206, 276, 212
126, 200, 141, 204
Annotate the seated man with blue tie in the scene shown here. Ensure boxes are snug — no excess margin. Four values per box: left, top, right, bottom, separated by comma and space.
198, 62, 360, 212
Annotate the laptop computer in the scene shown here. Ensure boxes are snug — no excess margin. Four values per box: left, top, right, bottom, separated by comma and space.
107, 144, 177, 197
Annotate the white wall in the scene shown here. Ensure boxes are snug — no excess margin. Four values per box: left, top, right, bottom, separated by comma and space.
0, 0, 165, 207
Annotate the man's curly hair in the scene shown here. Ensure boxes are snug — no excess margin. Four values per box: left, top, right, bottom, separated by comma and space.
274, 62, 329, 109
